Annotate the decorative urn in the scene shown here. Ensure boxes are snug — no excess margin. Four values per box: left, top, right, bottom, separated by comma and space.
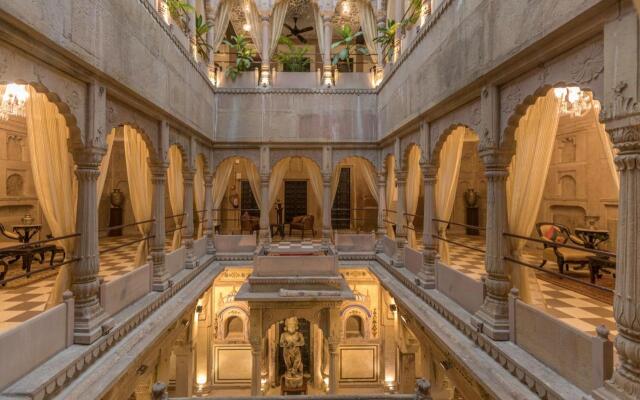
110, 188, 125, 208
463, 188, 479, 208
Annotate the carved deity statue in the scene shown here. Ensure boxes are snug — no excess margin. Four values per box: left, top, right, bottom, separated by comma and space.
280, 317, 305, 388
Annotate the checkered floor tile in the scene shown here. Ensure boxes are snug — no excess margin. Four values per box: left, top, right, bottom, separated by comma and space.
0, 236, 163, 333
443, 232, 615, 337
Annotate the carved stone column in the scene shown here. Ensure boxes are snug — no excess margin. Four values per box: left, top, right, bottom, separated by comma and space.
595, 126, 640, 399
398, 349, 416, 394
394, 170, 408, 267
150, 162, 169, 291
260, 15, 271, 87
259, 173, 271, 245
420, 162, 437, 288
322, 15, 334, 87
249, 307, 263, 396
174, 340, 194, 397
204, 0, 216, 63
327, 305, 341, 394
183, 169, 196, 269
187, 0, 197, 52
71, 148, 108, 344
375, 171, 387, 253
471, 152, 511, 341
204, 172, 216, 254
322, 173, 332, 247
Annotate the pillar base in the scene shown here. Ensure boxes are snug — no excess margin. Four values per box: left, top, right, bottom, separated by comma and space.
593, 380, 640, 400
152, 280, 170, 292
74, 311, 111, 345
471, 310, 510, 341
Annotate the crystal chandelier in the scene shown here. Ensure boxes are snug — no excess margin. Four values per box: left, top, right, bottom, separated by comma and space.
0, 84, 29, 121
553, 87, 592, 118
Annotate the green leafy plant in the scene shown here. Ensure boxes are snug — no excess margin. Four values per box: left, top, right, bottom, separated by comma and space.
195, 14, 213, 62
274, 36, 310, 72
222, 34, 255, 81
165, 0, 194, 32
331, 25, 368, 72
374, 0, 425, 62
374, 19, 399, 63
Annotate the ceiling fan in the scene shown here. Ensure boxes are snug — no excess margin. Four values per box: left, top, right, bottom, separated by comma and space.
283, 17, 314, 43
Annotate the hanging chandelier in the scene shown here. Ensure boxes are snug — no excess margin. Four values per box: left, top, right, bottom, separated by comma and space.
553, 87, 592, 118
0, 84, 29, 121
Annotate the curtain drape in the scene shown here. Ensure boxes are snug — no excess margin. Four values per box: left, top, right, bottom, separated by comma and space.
243, 160, 262, 208
357, 0, 378, 65
304, 158, 324, 207
213, 159, 234, 227
312, 3, 326, 64
194, 156, 206, 239
385, 160, 397, 238
211, 0, 231, 55
243, 0, 264, 57
435, 127, 465, 263
405, 147, 422, 248
167, 146, 185, 250
269, 0, 289, 56
26, 86, 78, 308
268, 160, 288, 210
592, 100, 619, 191
97, 128, 116, 206
507, 91, 561, 306
123, 126, 153, 267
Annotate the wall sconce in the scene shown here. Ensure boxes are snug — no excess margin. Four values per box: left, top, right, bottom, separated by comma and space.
196, 304, 203, 313
389, 303, 397, 313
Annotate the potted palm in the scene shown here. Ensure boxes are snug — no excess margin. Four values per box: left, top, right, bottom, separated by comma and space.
164, 0, 194, 33
274, 36, 311, 72
331, 25, 368, 72
222, 34, 255, 81
195, 14, 213, 62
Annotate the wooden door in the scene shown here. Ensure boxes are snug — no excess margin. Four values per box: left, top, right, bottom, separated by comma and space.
332, 167, 351, 229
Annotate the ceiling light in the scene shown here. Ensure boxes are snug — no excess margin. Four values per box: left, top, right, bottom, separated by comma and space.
341, 1, 350, 15
243, 23, 251, 31
0, 84, 29, 121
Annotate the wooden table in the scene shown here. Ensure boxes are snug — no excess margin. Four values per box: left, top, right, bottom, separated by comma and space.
270, 223, 285, 239
12, 224, 41, 243
574, 228, 610, 249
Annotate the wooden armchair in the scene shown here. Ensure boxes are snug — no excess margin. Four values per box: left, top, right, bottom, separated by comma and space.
240, 212, 260, 234
535, 222, 591, 274
289, 215, 315, 239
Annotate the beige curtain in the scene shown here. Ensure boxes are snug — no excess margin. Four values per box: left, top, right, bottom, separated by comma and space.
123, 126, 153, 267
405, 147, 422, 248
358, 0, 378, 64
592, 99, 619, 191
213, 159, 234, 227
97, 128, 116, 206
507, 91, 560, 306
269, 0, 289, 56
385, 159, 397, 238
26, 86, 78, 308
304, 158, 324, 208
268, 160, 288, 210
243, 160, 262, 208
167, 146, 185, 250
312, 3, 326, 64
243, 0, 264, 57
355, 158, 379, 204
435, 127, 465, 263
194, 156, 206, 239
211, 0, 231, 54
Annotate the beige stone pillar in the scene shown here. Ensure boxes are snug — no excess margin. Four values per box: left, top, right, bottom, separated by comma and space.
327, 305, 341, 394
394, 170, 408, 267
471, 151, 511, 341
420, 162, 437, 288
183, 169, 196, 269
204, 0, 216, 63
322, 173, 332, 247
249, 307, 263, 396
174, 341, 194, 397
71, 148, 108, 344
150, 162, 169, 291
393, 0, 404, 61
260, 16, 271, 87
187, 0, 197, 52
260, 173, 271, 245
204, 172, 216, 254
375, 171, 387, 253
398, 349, 416, 393
594, 11, 640, 398
322, 15, 334, 86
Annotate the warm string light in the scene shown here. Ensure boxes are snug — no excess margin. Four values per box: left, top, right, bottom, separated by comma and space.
0, 84, 29, 121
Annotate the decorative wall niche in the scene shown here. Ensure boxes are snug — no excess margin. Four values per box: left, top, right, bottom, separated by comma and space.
6, 173, 24, 197
559, 174, 577, 199
559, 136, 576, 163
7, 135, 23, 161
550, 204, 586, 229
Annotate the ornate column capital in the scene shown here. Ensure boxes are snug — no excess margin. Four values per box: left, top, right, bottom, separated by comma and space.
420, 162, 437, 182
182, 168, 195, 182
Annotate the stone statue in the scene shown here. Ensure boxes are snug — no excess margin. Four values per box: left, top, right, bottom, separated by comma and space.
415, 378, 432, 400
280, 317, 305, 388
463, 188, 479, 208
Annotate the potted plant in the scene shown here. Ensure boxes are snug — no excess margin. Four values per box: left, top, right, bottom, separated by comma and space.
195, 14, 213, 61
274, 36, 311, 72
331, 25, 368, 72
374, 0, 423, 62
222, 34, 255, 81
165, 0, 194, 32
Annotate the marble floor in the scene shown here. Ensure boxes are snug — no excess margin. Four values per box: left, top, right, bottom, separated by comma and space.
0, 236, 173, 333
445, 232, 617, 338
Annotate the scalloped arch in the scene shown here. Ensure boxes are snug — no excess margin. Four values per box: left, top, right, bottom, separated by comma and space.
431, 124, 479, 167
